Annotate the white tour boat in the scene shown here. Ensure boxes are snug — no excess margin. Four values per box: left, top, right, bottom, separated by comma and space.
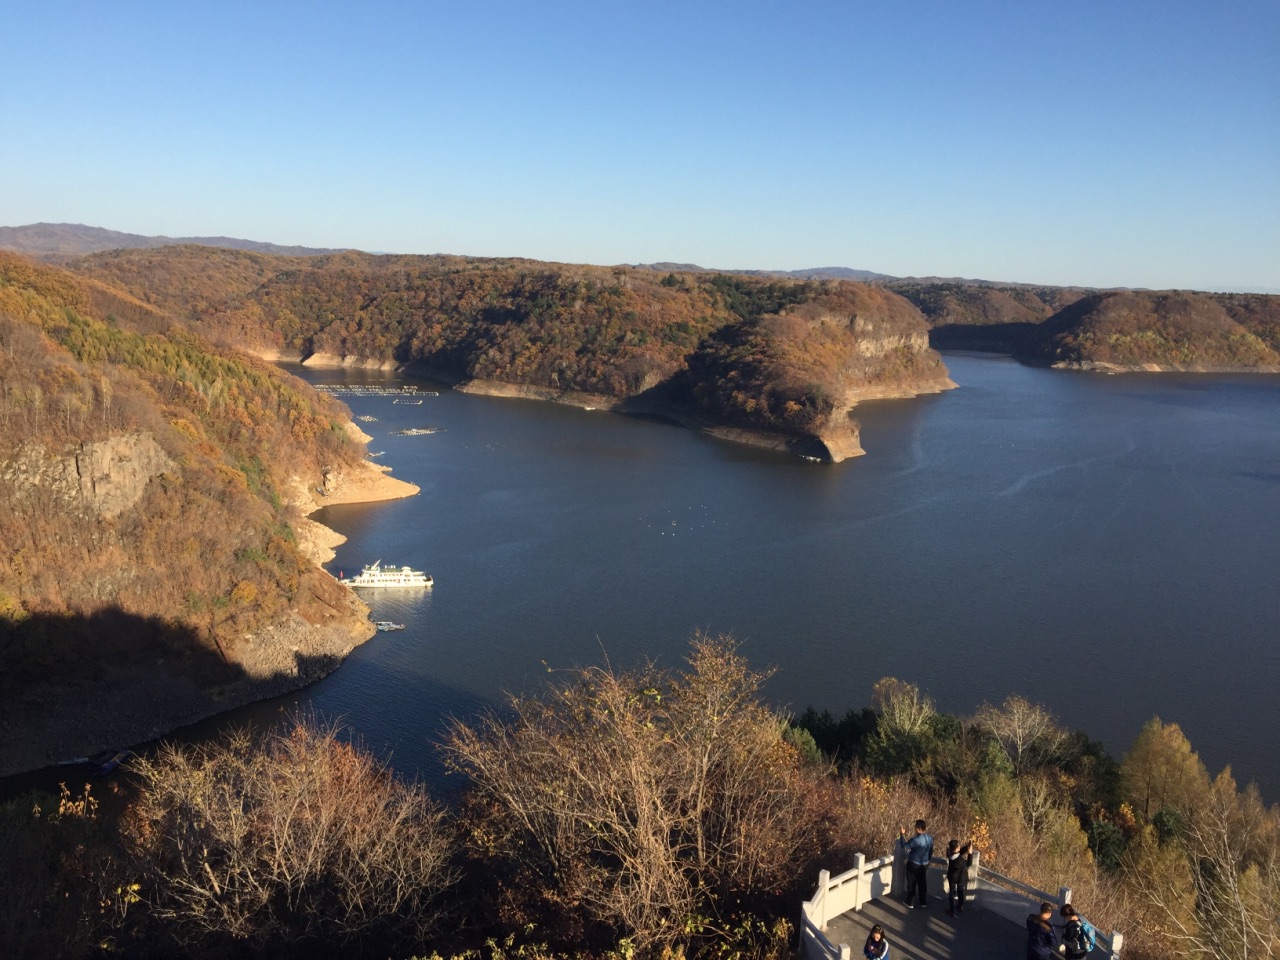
339, 561, 433, 588
374, 621, 406, 631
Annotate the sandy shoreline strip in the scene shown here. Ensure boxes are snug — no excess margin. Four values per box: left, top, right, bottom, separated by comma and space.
292, 462, 420, 565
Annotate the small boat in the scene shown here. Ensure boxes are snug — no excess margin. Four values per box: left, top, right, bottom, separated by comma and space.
89, 749, 132, 776
393, 398, 423, 405
367, 450, 385, 458
356, 415, 378, 422
340, 561, 433, 588
389, 427, 440, 436
374, 621, 406, 631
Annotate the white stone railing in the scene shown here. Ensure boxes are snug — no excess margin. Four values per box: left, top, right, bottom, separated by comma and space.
800, 852, 894, 960
969, 853, 1125, 959
801, 848, 1125, 960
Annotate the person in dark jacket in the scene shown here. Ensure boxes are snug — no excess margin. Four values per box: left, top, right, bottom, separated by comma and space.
1026, 902, 1057, 960
1060, 904, 1096, 958
945, 839, 972, 916
863, 923, 890, 959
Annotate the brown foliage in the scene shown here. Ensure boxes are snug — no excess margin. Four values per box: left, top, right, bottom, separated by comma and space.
0, 252, 363, 653
129, 718, 456, 949
444, 635, 821, 952
68, 248, 951, 439
1032, 291, 1280, 368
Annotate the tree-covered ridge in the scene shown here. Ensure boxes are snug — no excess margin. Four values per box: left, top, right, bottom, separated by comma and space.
1028, 291, 1280, 369
68, 247, 951, 440
891, 280, 1090, 328
889, 278, 1280, 368
0, 252, 364, 677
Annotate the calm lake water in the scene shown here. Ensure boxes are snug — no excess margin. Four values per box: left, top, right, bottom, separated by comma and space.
214, 354, 1280, 800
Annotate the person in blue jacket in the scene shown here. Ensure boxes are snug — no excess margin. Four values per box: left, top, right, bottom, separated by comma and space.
863, 923, 890, 959
897, 819, 934, 908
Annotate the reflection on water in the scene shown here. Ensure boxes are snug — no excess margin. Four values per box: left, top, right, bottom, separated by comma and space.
172, 357, 1280, 799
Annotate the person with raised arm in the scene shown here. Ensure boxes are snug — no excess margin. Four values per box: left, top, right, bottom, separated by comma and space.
896, 818, 934, 908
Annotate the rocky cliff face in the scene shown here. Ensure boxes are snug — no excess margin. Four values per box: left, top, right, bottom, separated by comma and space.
2, 432, 174, 519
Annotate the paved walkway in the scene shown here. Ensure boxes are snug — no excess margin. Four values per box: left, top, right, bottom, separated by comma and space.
824, 866, 1034, 960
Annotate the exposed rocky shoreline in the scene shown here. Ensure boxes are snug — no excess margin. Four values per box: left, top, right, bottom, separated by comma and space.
1052, 360, 1280, 374
454, 374, 956, 462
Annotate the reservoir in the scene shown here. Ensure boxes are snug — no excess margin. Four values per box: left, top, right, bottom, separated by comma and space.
237, 354, 1280, 799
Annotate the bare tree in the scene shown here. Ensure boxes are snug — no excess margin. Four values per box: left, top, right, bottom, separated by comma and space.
872, 677, 935, 737
973, 695, 1069, 775
443, 634, 817, 949
129, 717, 456, 950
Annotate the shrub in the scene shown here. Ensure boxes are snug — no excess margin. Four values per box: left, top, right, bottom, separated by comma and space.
129, 717, 456, 951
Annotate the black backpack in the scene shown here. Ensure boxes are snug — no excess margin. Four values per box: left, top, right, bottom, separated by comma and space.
1065, 918, 1095, 957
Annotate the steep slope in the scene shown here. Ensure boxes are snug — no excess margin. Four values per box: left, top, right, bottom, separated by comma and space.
0, 253, 408, 773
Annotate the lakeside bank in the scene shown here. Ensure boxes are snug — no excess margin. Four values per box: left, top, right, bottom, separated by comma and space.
0, 459, 418, 779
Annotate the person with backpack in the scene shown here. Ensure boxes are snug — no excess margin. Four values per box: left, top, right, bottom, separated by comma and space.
1026, 901, 1057, 960
863, 923, 890, 959
897, 819, 935, 908
945, 839, 972, 916
1060, 904, 1098, 958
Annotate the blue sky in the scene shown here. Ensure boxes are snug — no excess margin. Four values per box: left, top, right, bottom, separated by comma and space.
3, 1, 1277, 290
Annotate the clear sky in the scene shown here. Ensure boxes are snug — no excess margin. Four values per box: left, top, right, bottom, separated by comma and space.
3, 1, 1277, 290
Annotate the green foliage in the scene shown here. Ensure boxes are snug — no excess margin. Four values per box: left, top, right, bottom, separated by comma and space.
1087, 819, 1126, 872
1151, 806, 1184, 842
793, 705, 877, 761
782, 723, 824, 766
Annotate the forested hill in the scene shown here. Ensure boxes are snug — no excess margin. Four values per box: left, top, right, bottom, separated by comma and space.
895, 281, 1280, 369
0, 252, 375, 773
68, 246, 956, 460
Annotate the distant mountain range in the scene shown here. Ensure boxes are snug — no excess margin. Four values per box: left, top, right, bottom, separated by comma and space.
0, 222, 347, 259
2, 223, 1272, 294
2, 226, 904, 284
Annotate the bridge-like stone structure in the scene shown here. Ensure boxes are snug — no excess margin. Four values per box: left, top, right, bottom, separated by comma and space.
800, 852, 1123, 960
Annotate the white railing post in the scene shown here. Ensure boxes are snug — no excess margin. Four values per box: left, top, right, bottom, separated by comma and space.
1110, 931, 1124, 958
853, 853, 866, 909
1059, 886, 1072, 910
891, 845, 903, 900
818, 869, 831, 930
839, 945, 852, 960
969, 848, 980, 903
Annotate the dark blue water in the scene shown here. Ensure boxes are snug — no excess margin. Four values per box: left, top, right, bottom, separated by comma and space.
220, 355, 1280, 799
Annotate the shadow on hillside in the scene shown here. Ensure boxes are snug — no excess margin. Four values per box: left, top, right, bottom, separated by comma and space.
0, 608, 247, 698
929, 321, 1042, 354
